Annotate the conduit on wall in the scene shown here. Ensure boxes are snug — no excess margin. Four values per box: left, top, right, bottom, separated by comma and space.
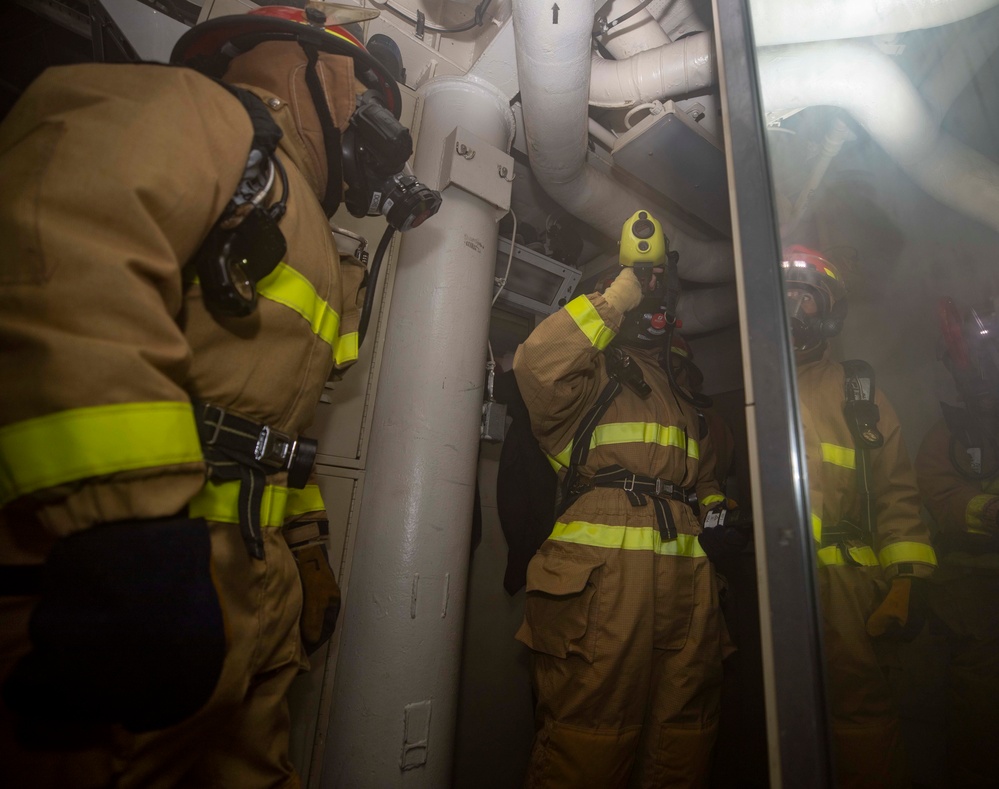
322, 76, 515, 788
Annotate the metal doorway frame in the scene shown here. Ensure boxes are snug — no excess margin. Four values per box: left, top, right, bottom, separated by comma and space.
711, 1, 834, 786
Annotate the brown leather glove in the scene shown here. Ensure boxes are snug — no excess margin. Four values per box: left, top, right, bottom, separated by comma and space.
284, 519, 341, 655
866, 577, 927, 641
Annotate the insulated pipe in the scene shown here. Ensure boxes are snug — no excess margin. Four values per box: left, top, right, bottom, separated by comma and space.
512, 0, 735, 293
589, 31, 715, 108
759, 41, 999, 235
322, 77, 515, 789
751, 0, 999, 46
919, 10, 999, 115
598, 0, 671, 57
676, 284, 739, 336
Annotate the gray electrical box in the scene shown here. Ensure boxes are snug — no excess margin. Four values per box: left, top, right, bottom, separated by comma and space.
494, 236, 582, 317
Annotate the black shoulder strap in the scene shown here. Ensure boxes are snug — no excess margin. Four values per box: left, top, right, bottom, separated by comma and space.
556, 349, 650, 518
215, 82, 283, 161
842, 359, 883, 449
842, 359, 880, 545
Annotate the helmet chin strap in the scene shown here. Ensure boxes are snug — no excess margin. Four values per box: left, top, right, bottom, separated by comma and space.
299, 41, 344, 217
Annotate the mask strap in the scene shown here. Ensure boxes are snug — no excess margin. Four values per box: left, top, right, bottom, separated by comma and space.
300, 41, 344, 217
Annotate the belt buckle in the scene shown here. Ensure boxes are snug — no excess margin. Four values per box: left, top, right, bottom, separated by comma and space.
654, 478, 664, 496
623, 474, 637, 492
254, 425, 296, 470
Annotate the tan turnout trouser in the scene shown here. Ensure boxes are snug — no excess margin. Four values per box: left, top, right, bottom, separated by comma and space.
518, 539, 728, 789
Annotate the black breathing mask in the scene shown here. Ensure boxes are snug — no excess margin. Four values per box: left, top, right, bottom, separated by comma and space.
342, 90, 442, 231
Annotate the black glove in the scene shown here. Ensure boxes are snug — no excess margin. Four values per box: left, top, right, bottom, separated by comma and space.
3, 516, 226, 733
698, 506, 752, 566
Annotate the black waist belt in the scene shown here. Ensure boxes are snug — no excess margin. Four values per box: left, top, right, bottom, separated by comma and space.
820, 520, 871, 567
562, 464, 698, 543
194, 402, 317, 559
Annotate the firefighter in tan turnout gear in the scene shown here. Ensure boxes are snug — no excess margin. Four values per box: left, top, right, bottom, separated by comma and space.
915, 296, 999, 787
0, 5, 437, 787
514, 211, 733, 788
782, 246, 937, 788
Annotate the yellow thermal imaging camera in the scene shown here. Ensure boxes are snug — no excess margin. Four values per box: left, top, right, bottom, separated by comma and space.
619, 210, 667, 268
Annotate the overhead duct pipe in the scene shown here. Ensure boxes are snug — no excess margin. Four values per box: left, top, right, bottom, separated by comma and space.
751, 0, 999, 46
512, 0, 735, 297
590, 31, 716, 108
597, 0, 671, 56
759, 40, 999, 236
323, 77, 515, 788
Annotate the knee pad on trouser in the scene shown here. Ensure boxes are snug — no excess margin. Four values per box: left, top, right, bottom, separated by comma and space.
525, 720, 641, 789
832, 720, 909, 789
635, 722, 718, 789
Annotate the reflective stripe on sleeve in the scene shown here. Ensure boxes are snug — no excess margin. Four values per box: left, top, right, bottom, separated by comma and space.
812, 513, 822, 543
878, 541, 938, 569
565, 295, 616, 350
256, 263, 357, 366
701, 494, 725, 509
0, 401, 203, 506
821, 442, 855, 470
967, 494, 996, 531
816, 544, 879, 567
550, 520, 707, 557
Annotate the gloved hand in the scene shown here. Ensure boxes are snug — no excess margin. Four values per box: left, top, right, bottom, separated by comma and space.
866, 576, 928, 641
284, 519, 341, 655
2, 516, 226, 733
602, 266, 643, 314
698, 503, 751, 566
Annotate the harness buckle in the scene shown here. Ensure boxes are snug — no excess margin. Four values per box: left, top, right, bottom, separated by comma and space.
623, 474, 637, 492
654, 478, 664, 496
203, 404, 227, 446
254, 425, 297, 470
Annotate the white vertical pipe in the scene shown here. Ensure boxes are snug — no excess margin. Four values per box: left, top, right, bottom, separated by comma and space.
322, 77, 514, 788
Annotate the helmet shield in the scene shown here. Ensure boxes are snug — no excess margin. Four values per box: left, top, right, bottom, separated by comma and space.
781, 245, 847, 351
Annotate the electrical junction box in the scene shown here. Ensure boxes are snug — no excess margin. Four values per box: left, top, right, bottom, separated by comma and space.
494, 236, 582, 317
611, 100, 730, 234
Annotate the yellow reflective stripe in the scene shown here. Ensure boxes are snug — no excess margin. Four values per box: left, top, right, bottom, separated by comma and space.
552, 422, 694, 468
812, 513, 822, 543
547, 453, 565, 472
334, 331, 359, 367
188, 480, 290, 528
286, 484, 325, 518
821, 442, 855, 470
0, 402, 202, 506
256, 263, 357, 366
702, 494, 725, 509
565, 295, 615, 350
967, 494, 994, 530
816, 544, 879, 567
550, 520, 707, 557
593, 422, 695, 456
878, 541, 938, 568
